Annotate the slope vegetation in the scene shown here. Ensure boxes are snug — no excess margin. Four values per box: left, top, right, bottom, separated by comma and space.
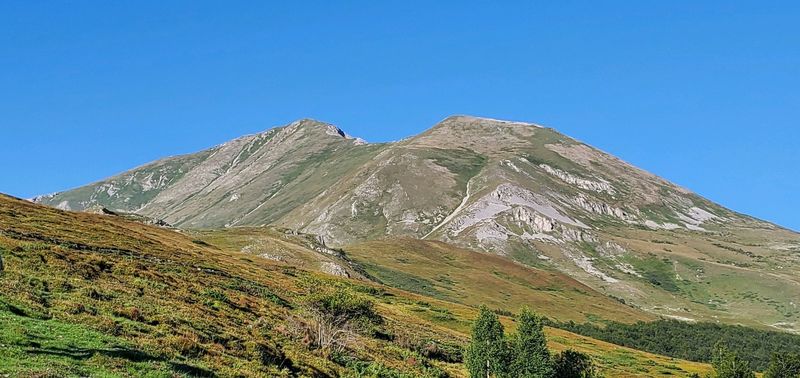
0, 194, 711, 377
344, 239, 651, 324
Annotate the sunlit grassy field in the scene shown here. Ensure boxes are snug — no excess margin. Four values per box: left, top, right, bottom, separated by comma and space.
0, 194, 711, 377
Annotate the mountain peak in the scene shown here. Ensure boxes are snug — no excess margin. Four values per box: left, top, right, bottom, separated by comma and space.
403, 115, 547, 154
284, 118, 367, 145
437, 115, 544, 128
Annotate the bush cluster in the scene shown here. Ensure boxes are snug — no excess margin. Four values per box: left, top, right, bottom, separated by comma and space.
300, 287, 383, 355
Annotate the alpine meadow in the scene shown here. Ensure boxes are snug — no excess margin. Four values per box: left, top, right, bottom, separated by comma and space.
3, 2, 800, 377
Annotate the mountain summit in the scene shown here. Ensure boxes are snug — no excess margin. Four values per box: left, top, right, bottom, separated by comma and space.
35, 116, 800, 330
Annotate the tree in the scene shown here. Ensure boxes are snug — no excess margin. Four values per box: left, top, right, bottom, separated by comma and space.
552, 349, 598, 378
711, 344, 755, 378
510, 307, 553, 377
466, 306, 510, 378
764, 352, 800, 378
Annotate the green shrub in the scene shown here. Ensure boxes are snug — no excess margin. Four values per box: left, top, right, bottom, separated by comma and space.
343, 360, 414, 378
301, 287, 382, 355
552, 349, 599, 378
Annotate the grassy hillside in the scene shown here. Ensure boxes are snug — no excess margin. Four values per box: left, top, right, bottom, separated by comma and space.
582, 225, 800, 331
191, 227, 368, 279
344, 239, 652, 324
0, 194, 712, 377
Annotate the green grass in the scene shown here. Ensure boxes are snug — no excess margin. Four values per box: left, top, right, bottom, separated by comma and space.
345, 238, 652, 324
626, 255, 680, 293
0, 303, 203, 378
0, 194, 716, 377
419, 148, 487, 188
360, 261, 449, 301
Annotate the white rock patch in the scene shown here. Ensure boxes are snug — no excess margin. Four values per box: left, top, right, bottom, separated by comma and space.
644, 220, 681, 230
689, 207, 717, 222
684, 224, 706, 232
662, 314, 697, 323
446, 184, 587, 238
539, 164, 616, 195
521, 232, 559, 243
616, 262, 643, 277
475, 222, 511, 243
573, 194, 630, 220
320, 261, 349, 277
258, 253, 284, 262
569, 253, 619, 283
501, 159, 522, 173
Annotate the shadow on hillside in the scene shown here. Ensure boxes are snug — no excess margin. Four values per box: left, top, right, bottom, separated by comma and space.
26, 346, 217, 377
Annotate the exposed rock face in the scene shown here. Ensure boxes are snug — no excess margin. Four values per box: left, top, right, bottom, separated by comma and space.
320, 261, 350, 277
540, 164, 616, 195
573, 194, 631, 220
513, 207, 556, 233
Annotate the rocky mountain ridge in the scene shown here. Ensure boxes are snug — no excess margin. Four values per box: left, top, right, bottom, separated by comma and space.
34, 115, 800, 330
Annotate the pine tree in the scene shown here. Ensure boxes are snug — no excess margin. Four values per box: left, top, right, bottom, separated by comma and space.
711, 344, 756, 378
465, 306, 510, 378
511, 307, 553, 378
764, 352, 800, 378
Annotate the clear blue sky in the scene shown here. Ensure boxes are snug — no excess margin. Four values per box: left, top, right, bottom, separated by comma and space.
1, 2, 798, 230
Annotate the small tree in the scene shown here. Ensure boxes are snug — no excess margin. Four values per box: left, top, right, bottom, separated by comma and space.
764, 352, 800, 378
466, 306, 510, 378
302, 287, 380, 356
711, 344, 755, 378
552, 349, 598, 378
511, 307, 553, 378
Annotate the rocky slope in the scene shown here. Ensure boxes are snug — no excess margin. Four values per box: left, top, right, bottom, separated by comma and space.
34, 119, 381, 229
35, 116, 800, 331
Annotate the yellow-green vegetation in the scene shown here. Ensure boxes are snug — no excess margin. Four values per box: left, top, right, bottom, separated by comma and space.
191, 227, 367, 279
0, 194, 711, 377
344, 238, 652, 324
587, 225, 800, 330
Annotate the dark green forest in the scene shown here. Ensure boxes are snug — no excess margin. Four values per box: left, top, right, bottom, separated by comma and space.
552, 319, 800, 371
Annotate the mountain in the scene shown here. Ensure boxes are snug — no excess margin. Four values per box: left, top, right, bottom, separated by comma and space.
34, 116, 800, 332
34, 119, 380, 229
0, 193, 715, 377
